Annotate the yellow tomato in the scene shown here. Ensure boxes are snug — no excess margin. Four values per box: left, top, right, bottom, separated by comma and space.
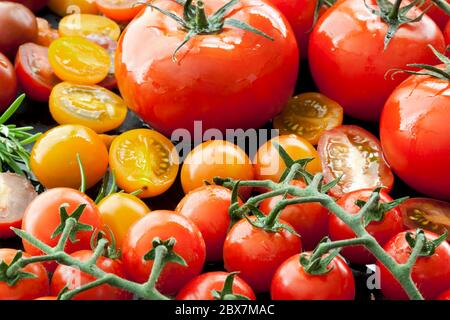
30, 124, 109, 189
49, 36, 110, 85
180, 140, 254, 198
253, 135, 322, 183
99, 134, 117, 150
49, 82, 127, 133
109, 129, 179, 198
98, 193, 150, 247
273, 93, 344, 145
59, 14, 121, 40
48, 0, 99, 16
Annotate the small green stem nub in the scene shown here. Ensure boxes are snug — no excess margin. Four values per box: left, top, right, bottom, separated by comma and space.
389, 0, 403, 20
195, 1, 209, 30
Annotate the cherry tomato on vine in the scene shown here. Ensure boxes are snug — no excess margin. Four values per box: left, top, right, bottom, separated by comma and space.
0, 52, 17, 112
21, 188, 102, 271
59, 14, 121, 40
2, 0, 49, 13
328, 189, 404, 265
109, 129, 179, 198
273, 93, 343, 145
223, 217, 302, 293
271, 253, 355, 300
0, 249, 50, 300
0, 173, 37, 239
48, 0, 99, 16
15, 43, 60, 102
30, 124, 109, 189
49, 36, 110, 85
51, 250, 132, 300
176, 272, 256, 300
181, 140, 254, 199
377, 230, 450, 300
0, 2, 37, 59
176, 185, 241, 262
308, 0, 444, 121
259, 180, 328, 250
95, 0, 147, 22
253, 135, 321, 184
98, 193, 151, 248
122, 210, 206, 295
49, 82, 127, 133
318, 125, 394, 198
36, 18, 59, 47
437, 288, 450, 300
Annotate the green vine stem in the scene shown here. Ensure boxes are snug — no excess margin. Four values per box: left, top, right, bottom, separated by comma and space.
432, 0, 450, 15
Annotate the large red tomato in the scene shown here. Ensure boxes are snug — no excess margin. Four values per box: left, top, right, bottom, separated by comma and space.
309, 0, 444, 121
380, 65, 450, 200
115, 0, 298, 136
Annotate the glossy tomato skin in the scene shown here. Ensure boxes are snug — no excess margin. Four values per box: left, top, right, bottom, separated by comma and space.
21, 188, 102, 271
51, 250, 132, 300
377, 230, 450, 300
122, 210, 206, 295
426, 0, 449, 30
259, 180, 328, 250
437, 288, 450, 300
223, 217, 302, 293
271, 253, 355, 300
116, 0, 299, 136
1, 0, 49, 12
95, 0, 147, 22
15, 43, 60, 102
0, 52, 17, 112
0, 249, 50, 300
176, 271, 256, 300
328, 189, 404, 265
380, 66, 450, 200
309, 0, 444, 121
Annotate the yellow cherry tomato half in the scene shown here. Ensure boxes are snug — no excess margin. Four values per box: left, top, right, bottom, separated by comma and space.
98, 193, 150, 247
253, 134, 322, 183
181, 140, 254, 198
48, 0, 99, 16
59, 14, 121, 40
49, 36, 110, 85
109, 129, 179, 198
273, 93, 344, 145
49, 82, 127, 133
30, 124, 109, 189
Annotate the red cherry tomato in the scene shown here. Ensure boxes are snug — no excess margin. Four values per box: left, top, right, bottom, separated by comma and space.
115, 0, 298, 136
175, 185, 241, 262
437, 288, 450, 300
0, 249, 50, 300
318, 125, 394, 198
15, 42, 60, 102
36, 17, 59, 47
309, 0, 444, 121
0, 52, 18, 112
259, 180, 328, 250
21, 188, 102, 271
176, 272, 256, 300
122, 210, 206, 295
425, 0, 449, 30
95, 0, 147, 22
51, 250, 133, 300
223, 217, 302, 293
328, 189, 404, 265
380, 64, 450, 200
377, 230, 450, 300
271, 253, 355, 300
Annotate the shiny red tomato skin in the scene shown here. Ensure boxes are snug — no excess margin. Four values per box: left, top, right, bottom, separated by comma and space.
15, 43, 60, 102
380, 66, 450, 200
51, 250, 132, 300
309, 0, 444, 121
259, 180, 328, 250
271, 253, 355, 300
328, 189, 404, 265
122, 210, 206, 295
0, 249, 50, 300
426, 0, 449, 30
437, 288, 450, 300
21, 188, 102, 271
115, 0, 299, 136
223, 217, 302, 293
377, 230, 450, 300
176, 271, 256, 300
0, 52, 18, 112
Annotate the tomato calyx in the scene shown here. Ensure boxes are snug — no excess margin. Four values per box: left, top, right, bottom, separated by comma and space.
210, 272, 251, 300
148, 0, 273, 61
51, 203, 93, 243
0, 251, 37, 286
143, 237, 187, 267
90, 227, 121, 260
405, 229, 448, 257
299, 238, 341, 276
